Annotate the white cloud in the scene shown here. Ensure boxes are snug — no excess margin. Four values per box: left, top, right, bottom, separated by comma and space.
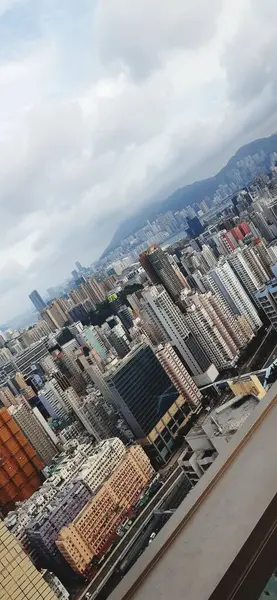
0, 0, 277, 322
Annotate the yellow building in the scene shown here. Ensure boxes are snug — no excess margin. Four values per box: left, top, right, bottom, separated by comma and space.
56, 445, 154, 575
0, 521, 58, 600
228, 374, 266, 400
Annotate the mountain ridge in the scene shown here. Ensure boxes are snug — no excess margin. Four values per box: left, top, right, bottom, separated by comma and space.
101, 133, 277, 259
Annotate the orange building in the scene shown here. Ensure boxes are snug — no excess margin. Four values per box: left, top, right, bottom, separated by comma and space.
0, 408, 43, 514
56, 445, 154, 574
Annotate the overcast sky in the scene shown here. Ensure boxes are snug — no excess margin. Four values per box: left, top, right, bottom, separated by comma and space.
1, 0, 277, 322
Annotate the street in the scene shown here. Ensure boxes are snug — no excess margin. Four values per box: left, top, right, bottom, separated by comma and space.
77, 466, 185, 600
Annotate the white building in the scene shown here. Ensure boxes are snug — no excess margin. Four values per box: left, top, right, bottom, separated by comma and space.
77, 438, 126, 492
206, 260, 262, 331
39, 379, 69, 421
227, 246, 269, 299
141, 286, 213, 377
185, 303, 238, 369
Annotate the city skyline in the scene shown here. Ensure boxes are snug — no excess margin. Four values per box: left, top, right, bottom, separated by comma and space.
1, 1, 277, 320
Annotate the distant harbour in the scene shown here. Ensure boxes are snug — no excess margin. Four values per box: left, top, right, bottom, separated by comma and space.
161, 229, 188, 248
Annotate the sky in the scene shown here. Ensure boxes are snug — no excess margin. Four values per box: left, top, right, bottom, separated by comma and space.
1, 0, 277, 322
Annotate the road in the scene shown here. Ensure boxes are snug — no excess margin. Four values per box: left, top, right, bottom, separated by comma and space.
242, 325, 274, 371
262, 345, 277, 369
77, 467, 184, 600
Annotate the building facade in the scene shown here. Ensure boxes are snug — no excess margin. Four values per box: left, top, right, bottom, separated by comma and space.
29, 289, 46, 312
9, 404, 58, 465
56, 445, 154, 574
155, 343, 202, 410
142, 286, 211, 375
0, 408, 43, 514
0, 521, 58, 600
206, 259, 262, 331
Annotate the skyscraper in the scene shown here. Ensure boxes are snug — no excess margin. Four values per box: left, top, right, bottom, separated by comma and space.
140, 245, 187, 300
206, 260, 262, 331
142, 286, 213, 377
182, 290, 249, 350
106, 344, 178, 439
227, 247, 269, 300
0, 521, 59, 600
29, 289, 46, 312
184, 303, 239, 369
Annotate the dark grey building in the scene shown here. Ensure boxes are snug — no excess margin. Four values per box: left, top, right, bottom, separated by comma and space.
29, 289, 46, 312
117, 306, 134, 331
147, 246, 185, 300
106, 344, 180, 439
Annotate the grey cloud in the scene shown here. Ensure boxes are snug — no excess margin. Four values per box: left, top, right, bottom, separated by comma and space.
94, 0, 223, 79
223, 0, 277, 105
2, 0, 277, 322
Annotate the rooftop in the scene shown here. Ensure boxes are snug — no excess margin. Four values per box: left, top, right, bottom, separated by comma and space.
109, 380, 277, 600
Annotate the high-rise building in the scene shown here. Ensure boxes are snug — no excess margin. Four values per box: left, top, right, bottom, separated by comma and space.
43, 572, 69, 600
140, 245, 187, 300
227, 247, 269, 300
77, 325, 110, 360
117, 305, 134, 330
128, 291, 169, 346
29, 289, 46, 312
156, 344, 202, 410
142, 286, 213, 377
0, 347, 13, 365
250, 210, 277, 241
102, 318, 131, 358
0, 386, 16, 407
85, 277, 106, 304
182, 290, 250, 350
139, 244, 161, 285
39, 379, 69, 422
213, 230, 238, 256
14, 340, 50, 377
56, 445, 154, 575
0, 521, 59, 600
0, 408, 43, 513
104, 344, 195, 463
255, 279, 277, 328
206, 260, 262, 331
184, 303, 239, 370
9, 403, 58, 465
146, 245, 188, 300
253, 239, 276, 278
65, 389, 117, 441
106, 344, 178, 438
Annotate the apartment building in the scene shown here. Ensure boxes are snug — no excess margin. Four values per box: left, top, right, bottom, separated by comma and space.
156, 343, 202, 410
206, 259, 262, 331
76, 438, 126, 492
26, 480, 91, 576
14, 340, 50, 377
56, 445, 154, 574
142, 286, 211, 376
185, 304, 239, 369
